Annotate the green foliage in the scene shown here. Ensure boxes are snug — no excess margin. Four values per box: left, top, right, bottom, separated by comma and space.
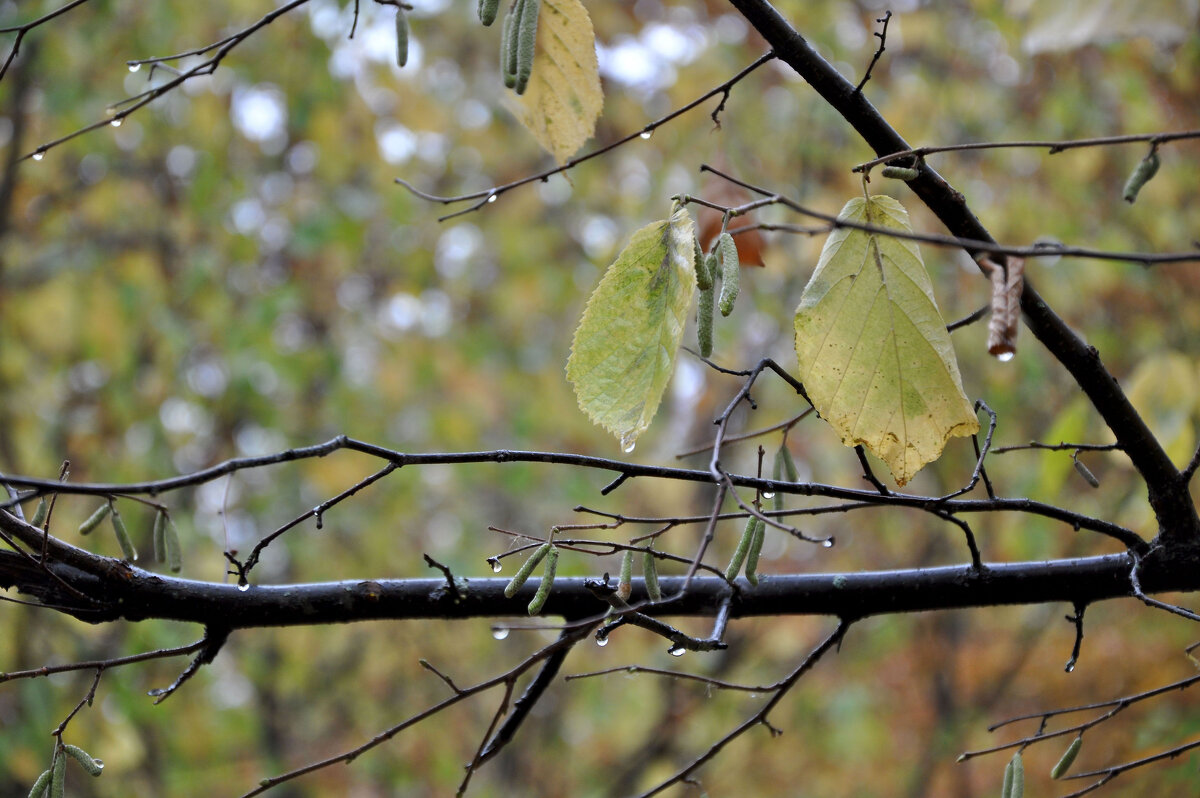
2, 2, 1199, 796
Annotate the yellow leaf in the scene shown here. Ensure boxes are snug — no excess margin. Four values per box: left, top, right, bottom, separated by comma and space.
794, 195, 978, 486
567, 208, 695, 451
509, 0, 602, 164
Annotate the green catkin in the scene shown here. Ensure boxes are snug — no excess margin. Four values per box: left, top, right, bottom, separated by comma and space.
881, 165, 919, 181
30, 498, 48, 528
153, 512, 167, 563
504, 542, 551, 598
501, 0, 522, 88
643, 549, 661, 601
26, 769, 51, 798
724, 516, 757, 582
717, 233, 739, 316
772, 448, 786, 512
478, 0, 500, 26
513, 0, 540, 95
779, 444, 799, 482
49, 753, 65, 798
394, 6, 409, 67
1051, 735, 1082, 780
1122, 150, 1160, 203
109, 505, 136, 561
697, 283, 715, 358
616, 549, 633, 601
744, 518, 765, 586
164, 517, 183, 573
1073, 458, 1100, 488
694, 239, 712, 290
527, 545, 557, 615
78, 502, 111, 535
1002, 751, 1024, 798
63, 744, 103, 777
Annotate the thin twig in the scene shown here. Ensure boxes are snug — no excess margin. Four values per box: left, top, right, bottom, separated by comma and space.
697, 164, 1200, 266
852, 129, 1200, 173
635, 621, 849, 797
853, 11, 892, 94
395, 52, 777, 221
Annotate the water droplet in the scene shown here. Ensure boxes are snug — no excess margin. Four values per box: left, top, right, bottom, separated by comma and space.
762, 491, 775, 499
237, 582, 250, 592
639, 130, 653, 140
92, 760, 105, 772
486, 193, 497, 203
492, 627, 510, 640
620, 433, 636, 453
31, 151, 44, 161
128, 63, 142, 72
668, 645, 685, 657
596, 635, 609, 647
313, 507, 323, 529
996, 351, 1015, 362
1065, 661, 1076, 673
110, 118, 123, 128
822, 538, 835, 548
489, 558, 502, 573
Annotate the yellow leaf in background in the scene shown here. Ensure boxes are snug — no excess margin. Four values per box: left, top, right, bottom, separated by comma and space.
1124, 352, 1196, 466
509, 0, 602, 164
794, 195, 978, 486
567, 208, 695, 452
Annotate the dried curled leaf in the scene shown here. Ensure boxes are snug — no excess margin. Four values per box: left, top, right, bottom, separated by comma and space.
793, 195, 978, 486
567, 208, 696, 451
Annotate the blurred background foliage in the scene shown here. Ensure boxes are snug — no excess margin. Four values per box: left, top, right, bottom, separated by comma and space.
1, 0, 1199, 795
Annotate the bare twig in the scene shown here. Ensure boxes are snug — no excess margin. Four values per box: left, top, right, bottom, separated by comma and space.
853, 11, 892, 94
852, 129, 1200, 173
635, 621, 849, 797
395, 52, 777, 221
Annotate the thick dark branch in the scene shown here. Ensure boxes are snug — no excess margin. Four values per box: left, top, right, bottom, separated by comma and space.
727, 0, 1199, 546
4, 546, 1198, 627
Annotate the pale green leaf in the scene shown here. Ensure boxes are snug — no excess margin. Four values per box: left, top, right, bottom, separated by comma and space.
508, 0, 602, 164
794, 195, 978, 486
568, 208, 695, 450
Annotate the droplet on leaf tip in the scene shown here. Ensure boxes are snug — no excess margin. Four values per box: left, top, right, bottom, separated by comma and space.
996, 351, 1014, 362
620, 434, 635, 453
128, 63, 141, 72
489, 558, 502, 573
596, 635, 609, 647
639, 130, 653, 140
822, 538, 834, 548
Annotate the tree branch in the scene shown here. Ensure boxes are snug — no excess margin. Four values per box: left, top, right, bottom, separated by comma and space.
726, 0, 1200, 546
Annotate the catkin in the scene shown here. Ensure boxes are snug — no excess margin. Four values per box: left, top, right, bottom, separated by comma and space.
1122, 151, 1160, 204
504, 542, 551, 598
478, 0, 500, 26
717, 233, 739, 316
513, 0, 540, 94
527, 544, 558, 615
394, 6, 409, 67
